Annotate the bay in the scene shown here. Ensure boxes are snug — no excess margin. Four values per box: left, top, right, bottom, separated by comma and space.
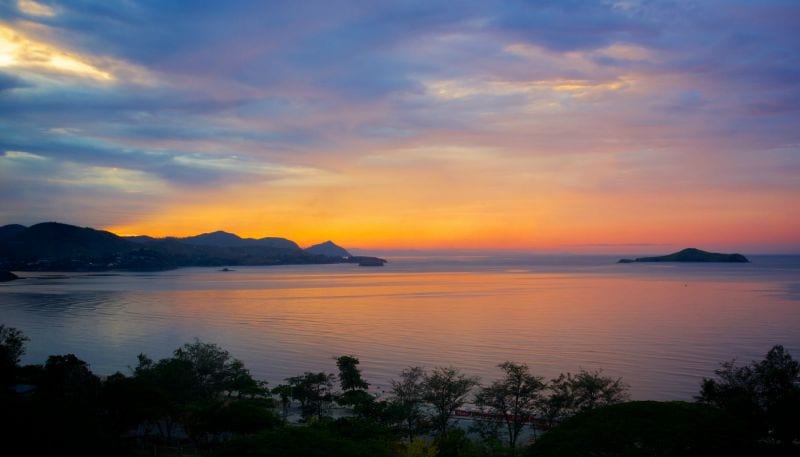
2, 254, 799, 400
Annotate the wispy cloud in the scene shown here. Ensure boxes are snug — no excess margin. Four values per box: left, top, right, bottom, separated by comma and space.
16, 0, 55, 18
1, 0, 798, 250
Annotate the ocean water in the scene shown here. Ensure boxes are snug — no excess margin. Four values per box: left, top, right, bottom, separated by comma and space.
1, 254, 799, 400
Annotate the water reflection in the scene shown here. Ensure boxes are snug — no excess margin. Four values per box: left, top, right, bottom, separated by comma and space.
1, 257, 799, 401
3, 291, 123, 314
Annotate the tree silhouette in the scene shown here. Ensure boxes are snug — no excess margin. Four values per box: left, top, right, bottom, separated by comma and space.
336, 355, 369, 391
542, 368, 629, 426
698, 344, 800, 450
391, 366, 427, 441
0, 325, 28, 386
476, 361, 545, 450
423, 366, 479, 436
287, 372, 335, 420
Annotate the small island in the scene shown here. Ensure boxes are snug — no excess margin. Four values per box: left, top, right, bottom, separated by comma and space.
619, 248, 749, 263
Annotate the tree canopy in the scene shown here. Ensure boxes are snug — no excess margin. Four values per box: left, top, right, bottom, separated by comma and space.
391, 366, 428, 441
423, 366, 480, 436
0, 324, 28, 386
698, 344, 800, 451
542, 368, 629, 426
4, 323, 795, 457
286, 371, 336, 420
526, 401, 751, 457
336, 355, 369, 392
476, 361, 546, 449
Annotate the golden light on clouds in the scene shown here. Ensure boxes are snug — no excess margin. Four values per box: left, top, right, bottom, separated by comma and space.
46, 165, 169, 195
596, 43, 654, 62
0, 24, 113, 81
0, 150, 168, 195
0, 29, 17, 66
3, 3, 798, 254
426, 76, 632, 102
17, 0, 56, 18
549, 78, 629, 93
2, 150, 46, 161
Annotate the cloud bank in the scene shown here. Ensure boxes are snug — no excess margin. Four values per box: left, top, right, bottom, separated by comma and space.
1, 0, 798, 251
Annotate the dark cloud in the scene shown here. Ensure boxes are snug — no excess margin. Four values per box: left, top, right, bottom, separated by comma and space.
0, 123, 278, 187
491, 0, 658, 52
1, 0, 799, 226
0, 72, 30, 92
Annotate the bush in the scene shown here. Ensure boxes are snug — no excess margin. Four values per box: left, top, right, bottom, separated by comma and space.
214, 419, 392, 457
526, 401, 750, 457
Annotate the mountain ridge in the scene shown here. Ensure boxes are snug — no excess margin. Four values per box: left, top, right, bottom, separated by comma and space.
131, 230, 301, 251
0, 222, 379, 271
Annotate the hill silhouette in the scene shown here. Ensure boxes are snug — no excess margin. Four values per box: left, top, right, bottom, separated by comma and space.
176, 231, 300, 250
619, 248, 749, 263
0, 222, 368, 271
305, 240, 351, 258
0, 222, 135, 260
0, 224, 26, 241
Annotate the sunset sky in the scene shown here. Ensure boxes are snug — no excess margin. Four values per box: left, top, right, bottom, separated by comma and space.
1, 0, 798, 252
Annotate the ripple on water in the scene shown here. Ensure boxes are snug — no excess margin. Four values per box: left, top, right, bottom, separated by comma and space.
2, 258, 800, 400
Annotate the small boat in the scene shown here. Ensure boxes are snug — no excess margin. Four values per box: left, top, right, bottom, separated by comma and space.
219, 267, 235, 272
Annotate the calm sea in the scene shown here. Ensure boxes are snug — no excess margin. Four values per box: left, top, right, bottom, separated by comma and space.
2, 254, 799, 400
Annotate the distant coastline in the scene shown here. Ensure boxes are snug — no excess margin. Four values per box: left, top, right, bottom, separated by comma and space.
0, 222, 386, 272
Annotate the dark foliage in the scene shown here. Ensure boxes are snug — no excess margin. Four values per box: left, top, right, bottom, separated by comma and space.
698, 345, 800, 454
391, 365, 429, 441
423, 366, 480, 436
286, 371, 336, 420
0, 324, 28, 386
526, 401, 752, 457
2, 353, 110, 456
1, 328, 280, 456
475, 362, 546, 449
214, 418, 393, 457
336, 355, 370, 392
541, 368, 629, 427
2, 324, 795, 457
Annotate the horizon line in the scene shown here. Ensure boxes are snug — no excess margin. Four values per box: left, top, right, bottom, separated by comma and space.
4, 220, 799, 255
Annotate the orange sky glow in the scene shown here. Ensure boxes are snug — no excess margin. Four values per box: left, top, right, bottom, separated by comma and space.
2, 2, 799, 253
